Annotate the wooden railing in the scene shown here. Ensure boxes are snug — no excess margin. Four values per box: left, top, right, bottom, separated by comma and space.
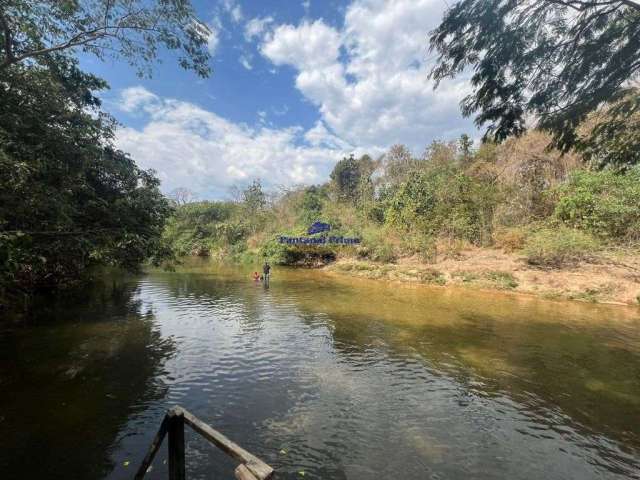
134, 406, 274, 480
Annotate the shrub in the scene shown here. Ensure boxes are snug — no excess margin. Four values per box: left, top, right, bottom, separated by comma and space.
260, 238, 336, 266
385, 167, 498, 246
493, 227, 527, 252
553, 168, 640, 240
524, 227, 600, 267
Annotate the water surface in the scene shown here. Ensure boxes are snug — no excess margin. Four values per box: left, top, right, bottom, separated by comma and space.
1, 261, 639, 479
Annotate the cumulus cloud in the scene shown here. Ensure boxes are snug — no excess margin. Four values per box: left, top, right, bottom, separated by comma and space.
261, 0, 475, 150
115, 87, 343, 198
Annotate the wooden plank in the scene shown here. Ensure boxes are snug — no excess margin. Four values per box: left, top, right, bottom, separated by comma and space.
134, 414, 170, 480
168, 410, 186, 480
177, 407, 274, 480
235, 464, 260, 480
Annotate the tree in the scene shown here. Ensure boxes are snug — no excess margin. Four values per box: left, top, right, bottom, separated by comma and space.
429, 0, 640, 159
330, 154, 375, 203
0, 60, 172, 293
576, 91, 640, 170
458, 134, 474, 164
0, 0, 211, 77
170, 187, 197, 206
242, 180, 267, 212
383, 144, 416, 185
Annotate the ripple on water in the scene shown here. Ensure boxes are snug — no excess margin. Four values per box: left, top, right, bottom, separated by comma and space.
3, 269, 638, 480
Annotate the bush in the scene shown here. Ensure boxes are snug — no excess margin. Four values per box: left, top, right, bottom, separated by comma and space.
524, 227, 600, 267
493, 227, 527, 252
385, 167, 498, 246
553, 168, 640, 240
260, 238, 336, 266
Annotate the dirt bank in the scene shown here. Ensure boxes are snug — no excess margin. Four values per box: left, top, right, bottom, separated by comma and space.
326, 246, 640, 306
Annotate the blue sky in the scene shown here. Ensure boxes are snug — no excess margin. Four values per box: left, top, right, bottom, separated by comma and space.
80, 0, 476, 199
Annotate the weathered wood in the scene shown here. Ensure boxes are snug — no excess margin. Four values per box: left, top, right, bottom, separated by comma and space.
168, 409, 186, 480
177, 407, 274, 480
235, 464, 260, 480
134, 414, 170, 480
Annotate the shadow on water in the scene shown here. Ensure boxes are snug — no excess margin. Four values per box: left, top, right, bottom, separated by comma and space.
0, 276, 176, 480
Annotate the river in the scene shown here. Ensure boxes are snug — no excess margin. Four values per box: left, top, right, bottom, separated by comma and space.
1, 261, 639, 479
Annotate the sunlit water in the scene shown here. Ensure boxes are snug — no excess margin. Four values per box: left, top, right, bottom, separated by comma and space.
1, 260, 639, 479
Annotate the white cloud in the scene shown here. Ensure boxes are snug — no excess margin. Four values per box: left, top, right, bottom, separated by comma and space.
118, 86, 159, 113
244, 16, 274, 41
115, 87, 344, 198
198, 16, 223, 55
261, 0, 475, 151
239, 54, 252, 70
262, 20, 342, 70
206, 28, 220, 54
222, 0, 243, 23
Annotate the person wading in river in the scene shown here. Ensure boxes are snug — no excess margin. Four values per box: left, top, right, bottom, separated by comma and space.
263, 261, 271, 283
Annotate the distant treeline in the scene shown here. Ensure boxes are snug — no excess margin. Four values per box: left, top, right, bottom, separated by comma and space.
163, 131, 640, 268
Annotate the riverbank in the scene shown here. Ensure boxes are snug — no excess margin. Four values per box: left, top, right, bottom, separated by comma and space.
324, 246, 640, 306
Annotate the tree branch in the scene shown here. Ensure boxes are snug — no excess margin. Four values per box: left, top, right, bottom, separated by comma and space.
0, 10, 15, 66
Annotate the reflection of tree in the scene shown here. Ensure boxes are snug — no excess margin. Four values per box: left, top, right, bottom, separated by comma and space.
265, 273, 640, 453
0, 277, 176, 480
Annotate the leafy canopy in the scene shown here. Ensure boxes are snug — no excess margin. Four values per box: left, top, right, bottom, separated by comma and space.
0, 59, 173, 292
429, 0, 640, 160
0, 0, 211, 77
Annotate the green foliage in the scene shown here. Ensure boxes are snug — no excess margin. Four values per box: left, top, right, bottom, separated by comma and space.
298, 185, 328, 226
0, 0, 211, 77
162, 201, 242, 256
330, 154, 374, 203
524, 227, 600, 267
553, 169, 640, 240
161, 132, 639, 278
385, 166, 497, 245
260, 238, 336, 266
429, 0, 640, 164
356, 230, 397, 263
0, 62, 172, 294
577, 91, 640, 170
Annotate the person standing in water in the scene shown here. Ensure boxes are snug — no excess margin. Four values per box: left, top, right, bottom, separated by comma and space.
262, 261, 271, 283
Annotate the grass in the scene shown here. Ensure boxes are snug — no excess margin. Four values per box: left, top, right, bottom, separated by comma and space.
524, 226, 600, 267
485, 271, 519, 290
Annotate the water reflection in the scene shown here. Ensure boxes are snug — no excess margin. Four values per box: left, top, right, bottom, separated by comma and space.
0, 278, 176, 480
1, 262, 639, 480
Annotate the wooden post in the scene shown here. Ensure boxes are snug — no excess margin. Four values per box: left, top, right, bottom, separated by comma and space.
168, 408, 186, 480
134, 414, 170, 480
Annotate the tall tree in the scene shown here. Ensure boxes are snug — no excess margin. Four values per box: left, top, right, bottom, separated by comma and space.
0, 59, 172, 293
0, 0, 211, 77
429, 0, 640, 162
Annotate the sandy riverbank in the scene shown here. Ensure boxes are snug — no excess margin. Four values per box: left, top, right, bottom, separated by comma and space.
325, 246, 640, 306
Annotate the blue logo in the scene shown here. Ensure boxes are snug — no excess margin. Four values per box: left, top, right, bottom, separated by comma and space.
307, 221, 331, 235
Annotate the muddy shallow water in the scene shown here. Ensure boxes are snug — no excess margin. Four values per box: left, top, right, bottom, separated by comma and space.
1, 260, 639, 479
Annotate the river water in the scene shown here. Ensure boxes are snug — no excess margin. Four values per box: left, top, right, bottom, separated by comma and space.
1, 261, 639, 479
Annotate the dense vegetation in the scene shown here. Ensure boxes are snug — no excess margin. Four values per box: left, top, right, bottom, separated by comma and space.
429, 0, 640, 164
0, 0, 210, 304
163, 131, 640, 269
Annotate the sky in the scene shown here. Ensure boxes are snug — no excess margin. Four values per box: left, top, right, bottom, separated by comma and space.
80, 0, 477, 200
